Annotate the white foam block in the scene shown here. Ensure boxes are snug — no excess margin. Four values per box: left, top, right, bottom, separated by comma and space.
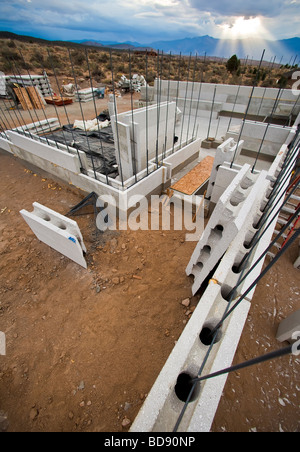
20, 202, 87, 268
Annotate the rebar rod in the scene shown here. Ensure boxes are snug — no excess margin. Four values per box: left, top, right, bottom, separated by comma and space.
230, 49, 266, 167
85, 48, 109, 184
191, 52, 206, 139
109, 48, 124, 187
179, 53, 192, 149
129, 49, 138, 182
172, 52, 182, 154
186, 54, 198, 143
207, 85, 217, 139
68, 48, 97, 178
252, 88, 283, 173
44, 48, 84, 165
17, 46, 54, 148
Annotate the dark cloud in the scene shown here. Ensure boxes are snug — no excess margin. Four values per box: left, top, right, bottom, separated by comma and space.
188, 0, 285, 18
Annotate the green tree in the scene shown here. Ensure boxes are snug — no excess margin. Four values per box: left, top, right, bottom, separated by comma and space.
226, 54, 241, 73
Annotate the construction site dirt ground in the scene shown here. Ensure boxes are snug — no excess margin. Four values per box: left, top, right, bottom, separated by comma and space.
0, 150, 299, 432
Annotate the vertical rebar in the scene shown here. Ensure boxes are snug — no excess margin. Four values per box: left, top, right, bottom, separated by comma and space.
17, 46, 54, 148
68, 48, 96, 177
192, 52, 206, 139
186, 54, 197, 143
252, 88, 283, 173
179, 52, 192, 148
230, 49, 266, 167
85, 48, 109, 184
207, 85, 217, 139
145, 51, 149, 175
172, 52, 182, 154
44, 48, 81, 157
129, 49, 138, 181
109, 48, 124, 187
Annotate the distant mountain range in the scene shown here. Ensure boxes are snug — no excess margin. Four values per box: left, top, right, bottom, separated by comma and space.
1, 31, 299, 64
73, 35, 300, 63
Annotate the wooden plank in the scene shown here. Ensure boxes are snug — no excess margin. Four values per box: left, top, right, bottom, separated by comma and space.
13, 87, 34, 110
44, 96, 73, 106
26, 86, 45, 110
171, 156, 214, 195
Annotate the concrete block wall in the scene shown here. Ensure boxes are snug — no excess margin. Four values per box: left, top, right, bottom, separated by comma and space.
20, 202, 87, 268
154, 80, 300, 119
186, 164, 261, 295
226, 121, 292, 158
131, 281, 251, 432
131, 144, 286, 432
111, 102, 177, 179
206, 138, 244, 199
7, 131, 82, 174
131, 142, 291, 432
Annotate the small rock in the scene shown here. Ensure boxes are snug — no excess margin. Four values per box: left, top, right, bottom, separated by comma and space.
96, 285, 101, 293
124, 402, 131, 411
79, 401, 85, 408
78, 381, 85, 391
68, 411, 74, 420
181, 298, 190, 307
112, 277, 120, 285
29, 408, 39, 421
87, 401, 92, 407
122, 417, 131, 428
137, 248, 143, 254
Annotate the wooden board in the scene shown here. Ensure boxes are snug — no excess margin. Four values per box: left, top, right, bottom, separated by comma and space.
13, 87, 33, 110
26, 86, 45, 110
44, 96, 73, 106
171, 156, 214, 195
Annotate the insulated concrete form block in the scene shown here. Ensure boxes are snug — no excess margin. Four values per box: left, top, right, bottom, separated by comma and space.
294, 252, 300, 270
111, 102, 177, 176
206, 138, 244, 199
212, 170, 271, 301
112, 120, 134, 181
276, 310, 300, 343
131, 282, 251, 432
186, 164, 258, 295
20, 202, 87, 268
155, 80, 300, 119
7, 131, 81, 174
226, 121, 292, 157
0, 136, 13, 154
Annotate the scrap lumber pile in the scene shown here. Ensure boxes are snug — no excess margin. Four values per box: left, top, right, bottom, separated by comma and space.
13, 85, 46, 110
44, 96, 73, 106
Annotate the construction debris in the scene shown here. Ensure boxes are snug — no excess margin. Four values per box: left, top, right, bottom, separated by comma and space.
117, 74, 147, 93
73, 118, 110, 132
44, 96, 73, 106
8, 73, 53, 98
13, 118, 60, 135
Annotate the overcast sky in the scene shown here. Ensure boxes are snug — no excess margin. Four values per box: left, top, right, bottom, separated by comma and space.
0, 0, 299, 44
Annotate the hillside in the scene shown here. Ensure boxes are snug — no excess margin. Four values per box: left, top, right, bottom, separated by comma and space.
0, 32, 296, 90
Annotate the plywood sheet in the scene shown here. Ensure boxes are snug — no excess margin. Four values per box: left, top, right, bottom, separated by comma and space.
171, 156, 214, 195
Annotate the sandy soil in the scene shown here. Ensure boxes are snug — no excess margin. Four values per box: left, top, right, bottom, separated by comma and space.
0, 151, 299, 432
0, 91, 140, 131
